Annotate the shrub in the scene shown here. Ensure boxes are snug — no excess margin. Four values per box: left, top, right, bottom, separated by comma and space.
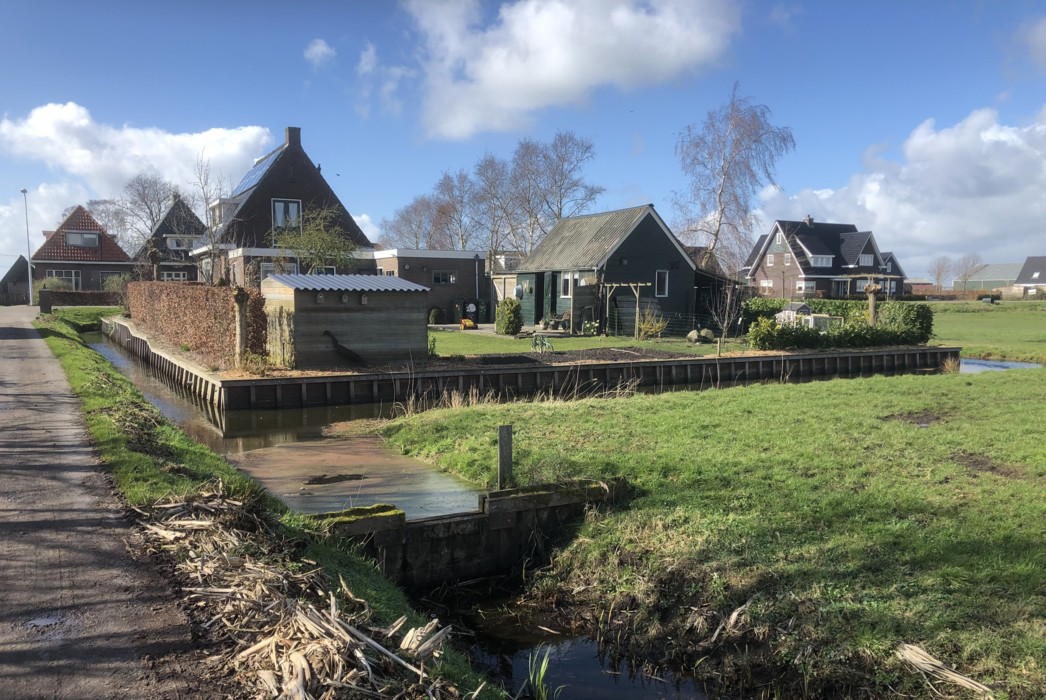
428, 306, 446, 324
495, 297, 523, 335
637, 308, 668, 340
741, 297, 786, 326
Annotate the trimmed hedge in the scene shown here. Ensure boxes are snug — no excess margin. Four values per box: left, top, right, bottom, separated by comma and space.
127, 282, 265, 369
495, 297, 523, 335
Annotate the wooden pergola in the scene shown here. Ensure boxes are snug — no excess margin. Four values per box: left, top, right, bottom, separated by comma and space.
602, 281, 652, 339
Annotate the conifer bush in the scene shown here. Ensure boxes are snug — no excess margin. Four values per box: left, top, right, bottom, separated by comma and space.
495, 297, 523, 335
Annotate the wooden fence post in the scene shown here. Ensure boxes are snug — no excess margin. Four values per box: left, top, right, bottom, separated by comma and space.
233, 286, 249, 368
497, 424, 513, 490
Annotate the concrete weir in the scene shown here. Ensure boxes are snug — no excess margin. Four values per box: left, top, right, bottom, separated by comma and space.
102, 318, 962, 411
318, 479, 627, 589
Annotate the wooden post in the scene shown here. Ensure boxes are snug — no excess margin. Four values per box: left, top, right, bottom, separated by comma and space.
233, 286, 249, 368
497, 424, 513, 489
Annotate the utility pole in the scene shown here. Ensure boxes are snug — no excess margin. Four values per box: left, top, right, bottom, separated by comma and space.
20, 189, 33, 306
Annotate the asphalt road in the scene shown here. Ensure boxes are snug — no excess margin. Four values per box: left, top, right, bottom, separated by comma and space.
0, 306, 212, 699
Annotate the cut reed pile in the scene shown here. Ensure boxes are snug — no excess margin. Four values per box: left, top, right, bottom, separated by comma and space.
133, 482, 478, 699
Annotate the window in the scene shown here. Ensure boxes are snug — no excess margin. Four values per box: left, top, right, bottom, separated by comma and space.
45, 269, 81, 290
886, 261, 892, 273
310, 266, 336, 275
775, 232, 783, 244
811, 255, 831, 267
560, 274, 571, 298
796, 280, 814, 293
65, 231, 98, 248
859, 254, 873, 266
272, 199, 302, 231
784, 253, 791, 266
384, 269, 395, 276
260, 262, 297, 281
432, 270, 456, 285
759, 279, 773, 290
856, 279, 868, 292
766, 254, 775, 266
1032, 271, 1040, 279
161, 271, 188, 281
655, 270, 669, 297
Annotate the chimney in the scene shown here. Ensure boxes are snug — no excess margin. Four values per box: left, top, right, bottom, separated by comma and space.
286, 126, 301, 148
803, 215, 814, 227
172, 193, 181, 205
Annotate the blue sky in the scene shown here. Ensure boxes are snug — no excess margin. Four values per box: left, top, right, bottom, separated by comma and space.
2, 1, 1046, 279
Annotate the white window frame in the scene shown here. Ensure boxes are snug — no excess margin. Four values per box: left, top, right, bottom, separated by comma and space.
886, 261, 892, 273
65, 231, 98, 248
384, 269, 395, 276
161, 271, 188, 282
775, 232, 783, 244
271, 198, 302, 232
856, 279, 868, 292
784, 253, 791, 266
45, 269, 82, 290
766, 253, 775, 267
309, 266, 336, 275
759, 279, 773, 290
560, 273, 571, 298
655, 270, 669, 298
432, 270, 457, 285
859, 254, 873, 266
811, 255, 831, 267
1032, 271, 1040, 279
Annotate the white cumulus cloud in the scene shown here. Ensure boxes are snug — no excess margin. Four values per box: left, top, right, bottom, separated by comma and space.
305, 38, 337, 69
0, 103, 271, 260
405, 0, 741, 139
757, 105, 1046, 276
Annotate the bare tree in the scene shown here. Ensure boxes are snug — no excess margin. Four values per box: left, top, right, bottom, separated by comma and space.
433, 169, 481, 251
380, 195, 444, 249
192, 156, 229, 284
474, 153, 514, 260
540, 131, 604, 222
119, 174, 182, 253
928, 255, 953, 292
80, 199, 131, 251
953, 252, 985, 292
673, 82, 795, 276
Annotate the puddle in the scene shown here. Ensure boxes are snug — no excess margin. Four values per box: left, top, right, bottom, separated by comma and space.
26, 616, 61, 628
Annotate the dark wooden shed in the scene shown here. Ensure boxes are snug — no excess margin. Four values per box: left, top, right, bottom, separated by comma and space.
262, 274, 429, 369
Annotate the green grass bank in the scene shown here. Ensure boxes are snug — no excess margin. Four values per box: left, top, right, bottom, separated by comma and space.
378, 366, 1046, 697
930, 300, 1046, 363
35, 309, 497, 698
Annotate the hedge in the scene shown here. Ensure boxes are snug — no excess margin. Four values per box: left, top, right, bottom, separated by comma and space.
495, 297, 523, 335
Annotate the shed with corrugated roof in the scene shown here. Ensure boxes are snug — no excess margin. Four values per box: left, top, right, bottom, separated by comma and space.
261, 274, 429, 368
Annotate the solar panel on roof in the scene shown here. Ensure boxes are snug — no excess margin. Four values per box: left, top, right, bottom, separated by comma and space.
231, 147, 283, 196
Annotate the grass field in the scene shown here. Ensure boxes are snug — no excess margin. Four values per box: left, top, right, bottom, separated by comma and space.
429, 326, 734, 357
378, 360, 1046, 697
930, 300, 1046, 362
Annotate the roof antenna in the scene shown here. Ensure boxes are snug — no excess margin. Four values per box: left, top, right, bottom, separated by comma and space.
803, 215, 813, 226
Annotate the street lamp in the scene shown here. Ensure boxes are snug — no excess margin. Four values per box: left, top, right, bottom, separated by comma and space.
20, 188, 33, 306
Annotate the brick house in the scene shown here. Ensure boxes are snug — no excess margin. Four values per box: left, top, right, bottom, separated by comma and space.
371, 249, 486, 322
742, 217, 904, 298
30, 206, 135, 291
133, 194, 205, 281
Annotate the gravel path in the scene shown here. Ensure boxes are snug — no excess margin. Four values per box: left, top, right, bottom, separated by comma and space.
0, 306, 214, 699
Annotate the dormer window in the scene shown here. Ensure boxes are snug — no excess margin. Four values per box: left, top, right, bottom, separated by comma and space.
811, 255, 831, 267
65, 231, 98, 248
272, 199, 302, 231
859, 254, 873, 266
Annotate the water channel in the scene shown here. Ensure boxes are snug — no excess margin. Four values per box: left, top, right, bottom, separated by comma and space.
87, 332, 710, 698
85, 334, 1040, 698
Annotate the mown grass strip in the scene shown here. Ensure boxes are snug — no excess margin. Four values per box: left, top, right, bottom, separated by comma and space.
35, 310, 497, 698
377, 365, 1046, 697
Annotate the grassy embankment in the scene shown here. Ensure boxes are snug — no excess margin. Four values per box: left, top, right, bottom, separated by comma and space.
35, 308, 497, 698
930, 300, 1046, 363
430, 326, 736, 357
385, 311, 1046, 697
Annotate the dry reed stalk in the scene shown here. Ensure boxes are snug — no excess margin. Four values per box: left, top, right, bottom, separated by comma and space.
896, 643, 994, 697
135, 480, 461, 698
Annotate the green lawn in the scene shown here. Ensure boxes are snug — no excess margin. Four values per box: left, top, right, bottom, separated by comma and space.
430, 327, 737, 357
931, 300, 1046, 362
377, 368, 1046, 697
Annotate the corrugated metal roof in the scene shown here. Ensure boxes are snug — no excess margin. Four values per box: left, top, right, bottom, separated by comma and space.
960, 263, 1024, 283
518, 205, 659, 272
264, 274, 429, 292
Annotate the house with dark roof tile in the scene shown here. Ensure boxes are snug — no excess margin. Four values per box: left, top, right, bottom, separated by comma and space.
195, 126, 374, 286
1014, 256, 1046, 297
133, 193, 206, 281
30, 205, 134, 291
741, 217, 905, 299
